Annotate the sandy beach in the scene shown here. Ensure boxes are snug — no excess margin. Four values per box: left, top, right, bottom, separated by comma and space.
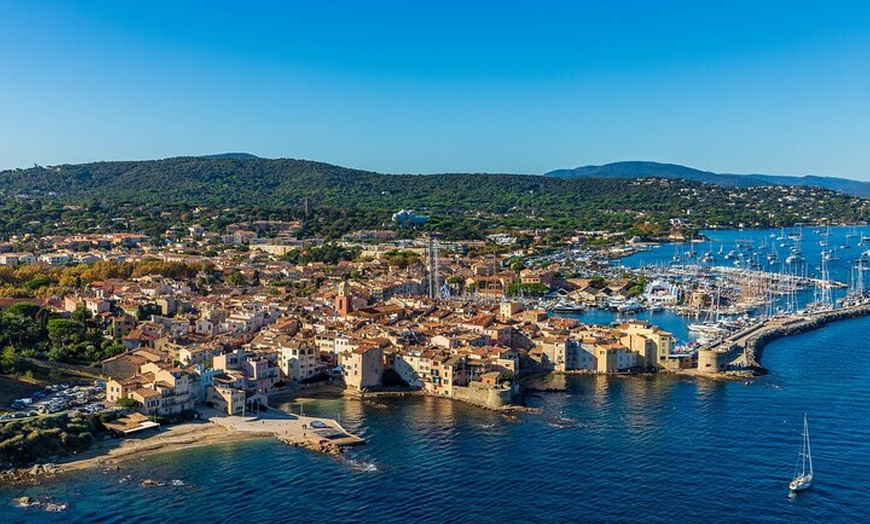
48, 408, 363, 476
54, 421, 268, 473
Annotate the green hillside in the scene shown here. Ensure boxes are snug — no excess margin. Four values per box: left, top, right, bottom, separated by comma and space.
0, 156, 866, 239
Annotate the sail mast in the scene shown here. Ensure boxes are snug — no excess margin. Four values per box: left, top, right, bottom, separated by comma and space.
805, 415, 813, 476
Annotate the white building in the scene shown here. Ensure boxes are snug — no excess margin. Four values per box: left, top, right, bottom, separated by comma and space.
279, 342, 320, 382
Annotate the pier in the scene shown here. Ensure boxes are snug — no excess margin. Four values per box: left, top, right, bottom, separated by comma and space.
696, 303, 870, 375
208, 410, 365, 453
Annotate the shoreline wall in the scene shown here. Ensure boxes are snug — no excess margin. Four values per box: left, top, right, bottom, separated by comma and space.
452, 384, 515, 410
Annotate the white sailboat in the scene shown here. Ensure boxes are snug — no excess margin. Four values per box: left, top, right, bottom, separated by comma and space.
789, 415, 814, 492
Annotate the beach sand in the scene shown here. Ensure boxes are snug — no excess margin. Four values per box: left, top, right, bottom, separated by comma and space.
55, 421, 267, 473
52, 409, 363, 475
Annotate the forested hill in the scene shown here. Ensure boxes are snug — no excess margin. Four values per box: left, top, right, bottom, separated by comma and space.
546, 161, 870, 197
0, 156, 867, 238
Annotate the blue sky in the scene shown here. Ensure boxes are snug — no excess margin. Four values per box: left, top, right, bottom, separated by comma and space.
2, 1, 870, 178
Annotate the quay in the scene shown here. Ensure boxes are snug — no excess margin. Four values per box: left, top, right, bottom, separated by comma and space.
696, 303, 870, 376
208, 410, 365, 453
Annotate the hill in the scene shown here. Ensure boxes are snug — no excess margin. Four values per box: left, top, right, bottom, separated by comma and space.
546, 161, 870, 197
0, 156, 867, 239
199, 152, 262, 161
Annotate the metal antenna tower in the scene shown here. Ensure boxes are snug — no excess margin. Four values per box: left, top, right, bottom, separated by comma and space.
427, 234, 440, 299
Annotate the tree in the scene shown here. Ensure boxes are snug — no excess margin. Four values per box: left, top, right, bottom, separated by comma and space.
71, 306, 93, 324
4, 302, 41, 319
497, 370, 515, 385
115, 398, 139, 409
46, 318, 84, 351
0, 345, 21, 374
509, 257, 526, 297
226, 271, 247, 286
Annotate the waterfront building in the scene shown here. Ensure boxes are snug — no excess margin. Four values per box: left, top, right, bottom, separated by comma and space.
106, 363, 197, 417
341, 345, 384, 390
617, 321, 674, 369
566, 339, 597, 371
277, 340, 320, 382
207, 382, 246, 416
595, 343, 635, 373
641, 279, 681, 306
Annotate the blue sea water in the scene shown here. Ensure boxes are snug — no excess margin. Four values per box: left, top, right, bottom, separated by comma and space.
4, 227, 870, 523
621, 226, 862, 294
5, 315, 870, 523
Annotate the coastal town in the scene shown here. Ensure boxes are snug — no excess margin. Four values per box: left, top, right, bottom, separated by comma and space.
0, 219, 861, 408
1, 221, 681, 417
3, 216, 870, 499
4, 4, 870, 519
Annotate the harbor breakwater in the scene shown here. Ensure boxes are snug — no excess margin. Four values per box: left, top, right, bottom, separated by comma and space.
740, 304, 870, 372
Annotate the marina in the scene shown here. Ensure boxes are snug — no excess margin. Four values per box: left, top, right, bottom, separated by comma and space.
547, 226, 870, 375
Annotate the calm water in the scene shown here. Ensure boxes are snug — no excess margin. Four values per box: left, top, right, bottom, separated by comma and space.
4, 315, 870, 523
4, 227, 870, 523
560, 226, 870, 341
620, 226, 864, 294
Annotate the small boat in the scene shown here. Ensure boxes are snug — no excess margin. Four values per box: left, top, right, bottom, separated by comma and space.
789, 415, 813, 492
551, 301, 585, 313
617, 299, 644, 314
688, 322, 727, 335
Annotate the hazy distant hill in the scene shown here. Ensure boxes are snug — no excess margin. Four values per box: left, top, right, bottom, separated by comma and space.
200, 152, 261, 161
546, 161, 870, 197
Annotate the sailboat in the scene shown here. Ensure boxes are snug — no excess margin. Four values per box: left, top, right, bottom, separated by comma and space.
789, 415, 814, 492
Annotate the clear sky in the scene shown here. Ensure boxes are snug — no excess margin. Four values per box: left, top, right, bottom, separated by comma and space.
2, 1, 870, 178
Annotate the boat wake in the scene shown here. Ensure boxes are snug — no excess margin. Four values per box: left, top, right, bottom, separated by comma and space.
547, 416, 583, 429
346, 459, 379, 473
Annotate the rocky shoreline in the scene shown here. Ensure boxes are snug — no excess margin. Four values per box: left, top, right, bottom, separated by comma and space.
0, 462, 63, 487
12, 495, 68, 512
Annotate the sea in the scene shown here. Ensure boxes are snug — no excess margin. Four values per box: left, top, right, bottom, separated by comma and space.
3, 227, 870, 523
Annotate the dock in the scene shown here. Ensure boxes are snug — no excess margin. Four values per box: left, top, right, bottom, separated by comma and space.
208, 409, 365, 452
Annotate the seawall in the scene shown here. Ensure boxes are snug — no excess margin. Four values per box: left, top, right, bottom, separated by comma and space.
352, 386, 525, 412
452, 383, 516, 411
742, 304, 870, 372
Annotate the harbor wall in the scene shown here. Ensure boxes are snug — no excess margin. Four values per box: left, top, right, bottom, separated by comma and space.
350, 385, 521, 411
745, 305, 870, 370
452, 383, 515, 410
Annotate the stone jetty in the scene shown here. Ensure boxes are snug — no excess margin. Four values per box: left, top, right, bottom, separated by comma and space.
696, 303, 870, 377
208, 410, 364, 454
